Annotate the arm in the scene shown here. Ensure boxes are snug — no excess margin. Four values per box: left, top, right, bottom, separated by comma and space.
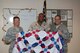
20, 27, 24, 32
3, 28, 16, 44
28, 22, 36, 31
44, 22, 51, 32
28, 25, 33, 31
59, 25, 71, 40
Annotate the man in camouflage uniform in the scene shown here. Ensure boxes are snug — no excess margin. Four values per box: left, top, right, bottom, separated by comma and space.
2, 16, 23, 53
50, 15, 71, 53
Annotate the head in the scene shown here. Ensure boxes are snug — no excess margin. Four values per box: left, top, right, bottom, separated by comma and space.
54, 15, 61, 25
38, 13, 44, 22
13, 16, 20, 27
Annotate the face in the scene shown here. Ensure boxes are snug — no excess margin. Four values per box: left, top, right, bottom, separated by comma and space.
38, 14, 44, 21
13, 18, 20, 27
54, 16, 61, 25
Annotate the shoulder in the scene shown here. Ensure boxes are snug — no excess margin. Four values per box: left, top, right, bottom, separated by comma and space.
18, 26, 23, 32
6, 27, 14, 33
60, 23, 67, 27
42, 21, 46, 24
31, 21, 38, 26
7, 27, 14, 31
60, 23, 67, 30
19, 26, 23, 29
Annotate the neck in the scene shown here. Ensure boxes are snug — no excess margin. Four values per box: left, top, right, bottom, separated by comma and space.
54, 22, 61, 25
14, 25, 19, 28
37, 21, 43, 26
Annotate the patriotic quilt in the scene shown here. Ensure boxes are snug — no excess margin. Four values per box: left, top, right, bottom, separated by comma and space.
12, 30, 63, 53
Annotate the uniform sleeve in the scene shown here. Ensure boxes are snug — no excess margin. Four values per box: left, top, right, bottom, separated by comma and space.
44, 22, 51, 32
4, 28, 16, 44
28, 24, 33, 31
28, 22, 36, 31
61, 25, 71, 40
20, 27, 24, 32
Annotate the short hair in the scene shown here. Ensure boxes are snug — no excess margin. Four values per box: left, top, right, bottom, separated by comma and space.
13, 16, 20, 21
38, 13, 44, 21
55, 15, 61, 20
38, 13, 44, 17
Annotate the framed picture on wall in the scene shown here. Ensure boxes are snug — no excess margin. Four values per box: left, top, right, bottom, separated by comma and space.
2, 8, 37, 33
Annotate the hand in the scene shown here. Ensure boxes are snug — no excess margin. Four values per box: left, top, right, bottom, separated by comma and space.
2, 38, 5, 44
58, 30, 63, 35
2, 38, 4, 41
2, 36, 6, 42
16, 33, 19, 38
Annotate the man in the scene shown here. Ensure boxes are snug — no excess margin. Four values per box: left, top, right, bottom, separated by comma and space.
50, 15, 71, 53
2, 16, 23, 53
28, 13, 49, 31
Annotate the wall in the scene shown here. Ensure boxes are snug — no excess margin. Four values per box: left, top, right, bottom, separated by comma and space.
0, 0, 80, 53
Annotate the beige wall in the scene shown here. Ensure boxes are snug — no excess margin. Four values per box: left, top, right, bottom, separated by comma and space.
0, 0, 80, 53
